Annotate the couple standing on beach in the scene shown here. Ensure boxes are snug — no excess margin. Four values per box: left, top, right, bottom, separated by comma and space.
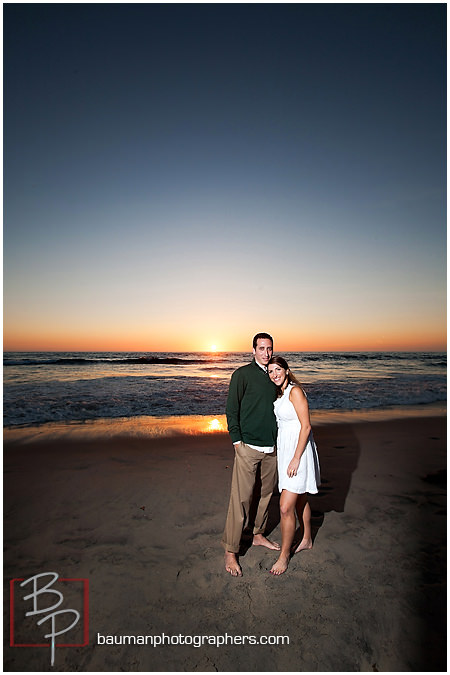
222, 333, 320, 576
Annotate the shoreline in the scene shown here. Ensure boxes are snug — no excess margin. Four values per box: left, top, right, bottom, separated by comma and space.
3, 401, 446, 445
4, 414, 446, 671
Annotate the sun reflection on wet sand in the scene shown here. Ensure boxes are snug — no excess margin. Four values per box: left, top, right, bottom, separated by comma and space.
207, 417, 226, 432
3, 403, 445, 445
4, 414, 229, 444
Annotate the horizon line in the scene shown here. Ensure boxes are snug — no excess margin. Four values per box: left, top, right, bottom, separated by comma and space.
3, 348, 447, 354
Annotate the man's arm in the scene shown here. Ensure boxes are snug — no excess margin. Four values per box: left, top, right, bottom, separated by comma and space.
226, 369, 246, 444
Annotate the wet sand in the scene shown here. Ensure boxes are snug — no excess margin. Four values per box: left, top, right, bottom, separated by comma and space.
4, 416, 446, 672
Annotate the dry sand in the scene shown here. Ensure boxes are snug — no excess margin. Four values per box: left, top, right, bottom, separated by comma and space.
4, 416, 446, 672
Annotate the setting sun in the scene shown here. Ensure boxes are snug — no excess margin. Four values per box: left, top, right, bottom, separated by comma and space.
210, 345, 217, 352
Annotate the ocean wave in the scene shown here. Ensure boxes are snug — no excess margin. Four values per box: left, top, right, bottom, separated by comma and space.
290, 352, 446, 362
3, 355, 224, 367
4, 350, 446, 368
3, 351, 446, 427
3, 373, 446, 428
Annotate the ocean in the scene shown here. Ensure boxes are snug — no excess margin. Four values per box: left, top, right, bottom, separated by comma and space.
3, 351, 446, 431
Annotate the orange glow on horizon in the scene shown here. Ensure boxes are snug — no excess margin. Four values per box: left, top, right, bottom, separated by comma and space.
3, 310, 446, 353
4, 328, 446, 353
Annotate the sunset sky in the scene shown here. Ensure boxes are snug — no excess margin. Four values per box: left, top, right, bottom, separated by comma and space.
4, 4, 446, 352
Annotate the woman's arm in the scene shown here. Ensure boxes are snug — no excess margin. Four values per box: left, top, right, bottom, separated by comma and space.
287, 386, 312, 476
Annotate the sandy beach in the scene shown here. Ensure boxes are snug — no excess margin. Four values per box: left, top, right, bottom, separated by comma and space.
4, 415, 446, 672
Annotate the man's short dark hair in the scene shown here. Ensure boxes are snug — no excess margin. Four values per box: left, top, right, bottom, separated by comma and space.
253, 332, 273, 349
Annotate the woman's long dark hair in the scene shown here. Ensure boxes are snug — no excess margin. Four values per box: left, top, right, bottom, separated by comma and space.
268, 356, 303, 397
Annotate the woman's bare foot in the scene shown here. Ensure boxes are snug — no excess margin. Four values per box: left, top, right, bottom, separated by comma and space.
294, 538, 313, 553
252, 534, 281, 550
270, 554, 290, 575
224, 551, 242, 576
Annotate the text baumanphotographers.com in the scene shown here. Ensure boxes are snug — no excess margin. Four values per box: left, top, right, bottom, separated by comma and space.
97, 633, 289, 647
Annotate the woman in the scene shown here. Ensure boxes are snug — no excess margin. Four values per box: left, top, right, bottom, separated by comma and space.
267, 356, 320, 575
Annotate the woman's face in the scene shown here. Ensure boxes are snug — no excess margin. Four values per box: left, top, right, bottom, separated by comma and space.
268, 363, 288, 387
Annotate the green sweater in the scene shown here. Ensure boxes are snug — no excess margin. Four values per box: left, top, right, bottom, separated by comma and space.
226, 359, 278, 446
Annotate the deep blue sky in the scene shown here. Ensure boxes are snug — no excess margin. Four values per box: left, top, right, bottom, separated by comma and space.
4, 4, 446, 351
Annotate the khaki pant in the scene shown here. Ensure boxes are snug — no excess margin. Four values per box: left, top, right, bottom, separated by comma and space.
222, 442, 278, 553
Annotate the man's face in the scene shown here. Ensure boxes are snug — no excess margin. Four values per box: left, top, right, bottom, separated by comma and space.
253, 338, 273, 367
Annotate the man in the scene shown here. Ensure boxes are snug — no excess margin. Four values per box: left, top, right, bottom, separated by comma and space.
222, 332, 280, 576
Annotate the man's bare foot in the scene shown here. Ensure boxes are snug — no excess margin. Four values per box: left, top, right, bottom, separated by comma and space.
270, 554, 290, 575
224, 551, 242, 577
294, 538, 313, 553
252, 534, 281, 550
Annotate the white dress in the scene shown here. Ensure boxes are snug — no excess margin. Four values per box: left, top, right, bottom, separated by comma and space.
274, 383, 320, 494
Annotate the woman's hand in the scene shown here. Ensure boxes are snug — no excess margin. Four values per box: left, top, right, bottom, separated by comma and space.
287, 456, 300, 477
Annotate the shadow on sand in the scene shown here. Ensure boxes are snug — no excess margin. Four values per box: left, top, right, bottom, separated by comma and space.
239, 424, 361, 555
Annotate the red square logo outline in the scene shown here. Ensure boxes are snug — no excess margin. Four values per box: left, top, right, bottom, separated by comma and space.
10, 577, 89, 647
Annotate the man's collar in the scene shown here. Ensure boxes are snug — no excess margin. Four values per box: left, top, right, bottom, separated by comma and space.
253, 358, 267, 373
